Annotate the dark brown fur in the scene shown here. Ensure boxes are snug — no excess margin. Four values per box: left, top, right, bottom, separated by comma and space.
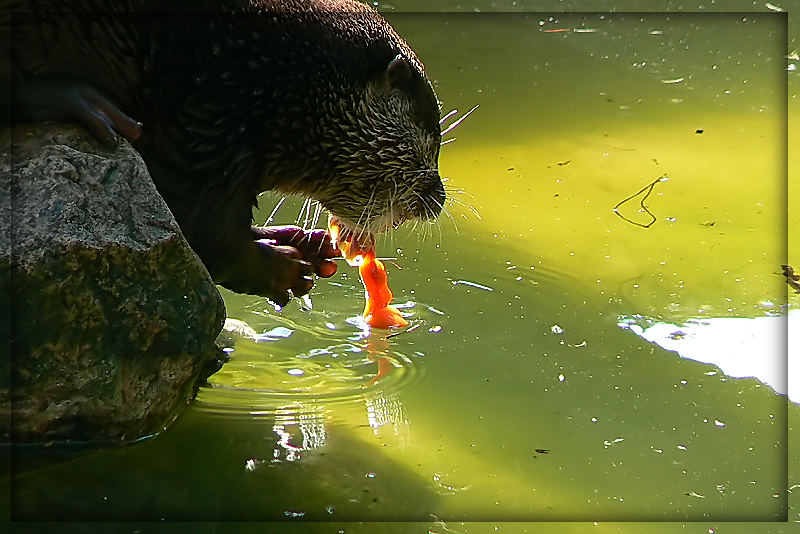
6, 0, 444, 304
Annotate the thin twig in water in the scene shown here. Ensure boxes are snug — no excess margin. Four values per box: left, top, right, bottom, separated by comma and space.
386, 322, 421, 339
612, 174, 669, 228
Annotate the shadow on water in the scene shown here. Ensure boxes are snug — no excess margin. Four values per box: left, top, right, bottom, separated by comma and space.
7, 405, 439, 521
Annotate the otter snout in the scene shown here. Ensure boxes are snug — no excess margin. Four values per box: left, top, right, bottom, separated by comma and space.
413, 175, 446, 220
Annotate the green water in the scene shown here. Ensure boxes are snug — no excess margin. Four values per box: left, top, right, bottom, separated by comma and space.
5, 4, 798, 534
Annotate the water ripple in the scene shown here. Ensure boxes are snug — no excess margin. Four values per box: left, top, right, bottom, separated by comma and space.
195, 300, 439, 419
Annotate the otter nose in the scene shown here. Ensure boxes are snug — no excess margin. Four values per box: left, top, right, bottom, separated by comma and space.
419, 177, 445, 220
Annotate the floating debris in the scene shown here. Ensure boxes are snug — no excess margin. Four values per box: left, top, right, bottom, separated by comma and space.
782, 264, 800, 293
386, 322, 422, 339
284, 510, 306, 518
452, 279, 494, 291
612, 174, 669, 228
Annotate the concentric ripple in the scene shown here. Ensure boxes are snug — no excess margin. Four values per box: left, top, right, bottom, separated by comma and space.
195, 282, 443, 419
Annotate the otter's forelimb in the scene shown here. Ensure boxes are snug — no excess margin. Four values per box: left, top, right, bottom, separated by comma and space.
12, 73, 142, 146
176, 179, 339, 305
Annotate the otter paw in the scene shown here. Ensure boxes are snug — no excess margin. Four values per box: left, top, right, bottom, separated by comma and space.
251, 225, 338, 278
253, 239, 316, 306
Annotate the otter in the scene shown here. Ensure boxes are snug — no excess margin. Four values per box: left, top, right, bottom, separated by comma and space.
5, 0, 444, 306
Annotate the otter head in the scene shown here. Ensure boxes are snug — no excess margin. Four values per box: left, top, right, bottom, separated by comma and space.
299, 53, 444, 240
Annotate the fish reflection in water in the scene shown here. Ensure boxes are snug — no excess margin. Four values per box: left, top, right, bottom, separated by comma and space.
238, 392, 409, 470
364, 389, 409, 443
206, 313, 421, 475
270, 403, 328, 463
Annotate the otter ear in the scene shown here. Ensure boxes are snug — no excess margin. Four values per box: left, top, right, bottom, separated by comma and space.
385, 55, 413, 88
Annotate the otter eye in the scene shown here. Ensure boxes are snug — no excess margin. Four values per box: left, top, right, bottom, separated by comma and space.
386, 55, 413, 88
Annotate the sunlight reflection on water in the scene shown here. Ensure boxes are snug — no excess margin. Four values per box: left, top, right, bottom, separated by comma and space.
618, 309, 797, 403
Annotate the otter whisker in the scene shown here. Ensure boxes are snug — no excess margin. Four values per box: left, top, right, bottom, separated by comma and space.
441, 194, 468, 210
439, 108, 458, 125
291, 227, 305, 244
363, 189, 379, 231
440, 104, 479, 137
426, 189, 459, 236
410, 218, 419, 237
440, 137, 456, 146
303, 199, 315, 230
383, 187, 396, 246
353, 187, 378, 243
412, 213, 439, 248
435, 217, 444, 246
443, 186, 479, 222
406, 216, 421, 244
441, 193, 481, 223
443, 183, 478, 202
415, 220, 428, 247
403, 167, 438, 178
295, 197, 310, 227
390, 177, 401, 228
468, 204, 482, 221
436, 202, 457, 235
264, 196, 286, 226
310, 200, 323, 230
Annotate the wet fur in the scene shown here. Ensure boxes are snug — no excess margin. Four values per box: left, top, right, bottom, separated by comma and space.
7, 0, 443, 298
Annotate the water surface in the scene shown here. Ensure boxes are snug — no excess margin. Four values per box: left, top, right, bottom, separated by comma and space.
6, 6, 797, 534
